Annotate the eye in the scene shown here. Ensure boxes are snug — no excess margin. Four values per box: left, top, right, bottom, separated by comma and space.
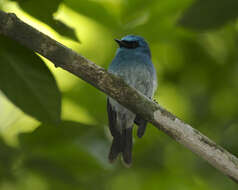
121, 40, 139, 49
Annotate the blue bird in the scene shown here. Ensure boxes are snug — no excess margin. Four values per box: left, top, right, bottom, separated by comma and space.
107, 35, 157, 166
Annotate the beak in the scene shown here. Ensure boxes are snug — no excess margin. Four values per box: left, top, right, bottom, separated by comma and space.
114, 39, 125, 47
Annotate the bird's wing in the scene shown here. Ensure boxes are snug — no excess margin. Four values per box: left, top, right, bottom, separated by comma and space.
134, 115, 147, 138
107, 98, 119, 137
131, 62, 156, 138
108, 98, 133, 163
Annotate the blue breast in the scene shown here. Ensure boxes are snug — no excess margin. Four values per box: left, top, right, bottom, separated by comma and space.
108, 50, 156, 97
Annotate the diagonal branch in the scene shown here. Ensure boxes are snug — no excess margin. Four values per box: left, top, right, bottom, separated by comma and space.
0, 10, 238, 182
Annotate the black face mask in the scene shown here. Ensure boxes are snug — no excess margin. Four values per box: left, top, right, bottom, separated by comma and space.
115, 39, 139, 49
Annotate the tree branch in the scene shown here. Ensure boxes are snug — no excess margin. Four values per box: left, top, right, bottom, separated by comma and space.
0, 10, 238, 182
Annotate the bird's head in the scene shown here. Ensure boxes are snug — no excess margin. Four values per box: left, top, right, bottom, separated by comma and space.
115, 35, 151, 58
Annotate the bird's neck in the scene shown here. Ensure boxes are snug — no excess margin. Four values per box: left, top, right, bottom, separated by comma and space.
116, 49, 151, 61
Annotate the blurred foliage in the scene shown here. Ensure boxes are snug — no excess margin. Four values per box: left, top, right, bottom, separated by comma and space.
11, 0, 79, 41
180, 0, 238, 30
0, 36, 61, 124
0, 0, 238, 189
0, 137, 18, 182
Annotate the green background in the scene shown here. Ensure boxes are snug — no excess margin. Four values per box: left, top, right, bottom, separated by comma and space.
0, 0, 238, 189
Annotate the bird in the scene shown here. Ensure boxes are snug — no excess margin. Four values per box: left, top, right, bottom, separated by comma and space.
107, 35, 157, 166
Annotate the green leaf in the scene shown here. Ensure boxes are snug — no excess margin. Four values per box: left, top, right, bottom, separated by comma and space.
14, 0, 61, 21
0, 36, 61, 123
0, 137, 19, 182
50, 19, 79, 42
179, 0, 238, 30
19, 121, 109, 189
12, 0, 79, 41
19, 121, 107, 165
63, 0, 119, 30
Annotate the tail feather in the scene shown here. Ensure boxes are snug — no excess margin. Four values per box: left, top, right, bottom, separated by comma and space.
108, 128, 133, 166
108, 136, 122, 163
122, 128, 133, 166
